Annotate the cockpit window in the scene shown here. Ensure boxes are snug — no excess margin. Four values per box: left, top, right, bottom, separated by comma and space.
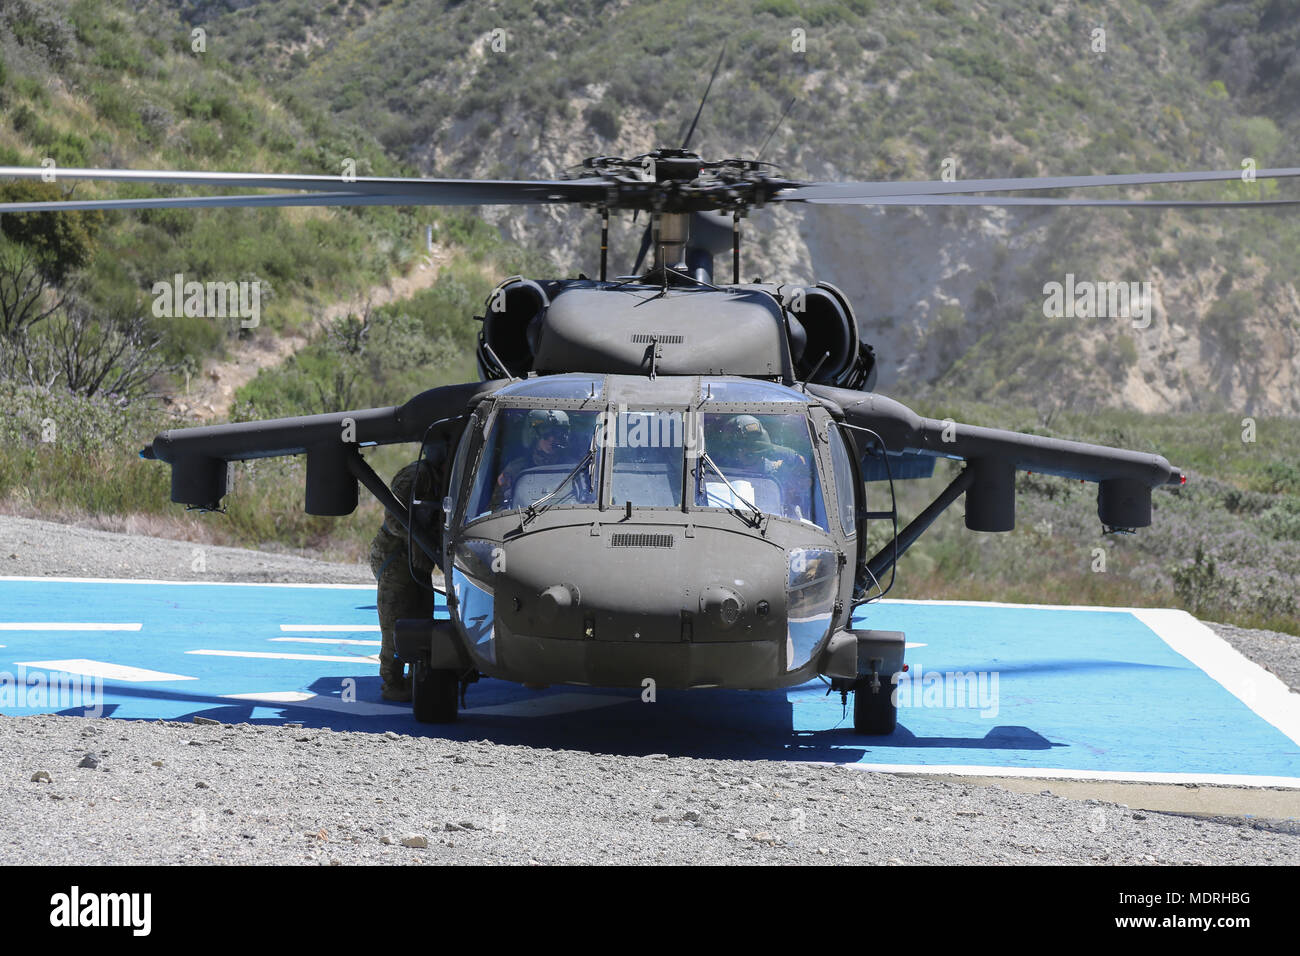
609, 410, 686, 508
700, 379, 809, 403
467, 407, 603, 519
493, 375, 603, 400
694, 412, 828, 528
827, 423, 857, 538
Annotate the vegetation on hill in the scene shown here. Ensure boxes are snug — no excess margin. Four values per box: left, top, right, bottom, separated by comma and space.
187, 0, 1300, 413
0, 0, 1294, 635
877, 396, 1300, 636
0, 0, 525, 399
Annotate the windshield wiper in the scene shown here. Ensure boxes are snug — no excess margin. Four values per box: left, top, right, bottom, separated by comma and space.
699, 453, 764, 526
521, 448, 596, 528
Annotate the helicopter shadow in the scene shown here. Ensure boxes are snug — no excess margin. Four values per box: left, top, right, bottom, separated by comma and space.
27, 679, 398, 729
51, 677, 1064, 769
320, 677, 1067, 765
791, 723, 1062, 752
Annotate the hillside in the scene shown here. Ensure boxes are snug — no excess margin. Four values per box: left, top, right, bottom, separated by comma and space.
0, 0, 544, 559
0, 0, 1294, 637
0, 0, 550, 407
181, 0, 1300, 414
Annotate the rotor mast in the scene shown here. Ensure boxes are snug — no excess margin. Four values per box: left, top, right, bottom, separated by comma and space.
651, 212, 690, 274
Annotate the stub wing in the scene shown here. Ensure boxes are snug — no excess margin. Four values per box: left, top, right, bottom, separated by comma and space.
808, 386, 1183, 531
139, 380, 501, 513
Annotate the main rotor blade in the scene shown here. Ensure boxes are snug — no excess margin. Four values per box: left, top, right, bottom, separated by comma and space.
812, 195, 1300, 209
781, 166, 1300, 201
0, 166, 608, 204
681, 46, 726, 150
0, 192, 434, 213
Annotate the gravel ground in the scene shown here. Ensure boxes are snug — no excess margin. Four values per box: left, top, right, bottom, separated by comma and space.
1205, 621, 1300, 694
0, 515, 1296, 865
1, 715, 1297, 866
0, 514, 370, 584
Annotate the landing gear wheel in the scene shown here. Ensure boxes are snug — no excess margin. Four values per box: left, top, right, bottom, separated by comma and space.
411, 664, 459, 723
853, 677, 897, 735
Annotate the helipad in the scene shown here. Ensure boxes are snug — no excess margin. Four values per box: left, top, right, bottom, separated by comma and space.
1, 577, 1297, 791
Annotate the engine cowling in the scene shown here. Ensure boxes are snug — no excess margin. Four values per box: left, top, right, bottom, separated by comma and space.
478, 277, 549, 378
782, 282, 875, 390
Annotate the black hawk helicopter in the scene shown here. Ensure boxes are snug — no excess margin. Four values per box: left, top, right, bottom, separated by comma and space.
5, 84, 1298, 733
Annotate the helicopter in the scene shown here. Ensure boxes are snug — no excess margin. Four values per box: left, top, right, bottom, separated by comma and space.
4, 87, 1299, 734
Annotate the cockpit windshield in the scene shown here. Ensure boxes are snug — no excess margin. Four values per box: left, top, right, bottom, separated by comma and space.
694, 412, 828, 528
468, 407, 603, 520
464, 397, 830, 528
609, 410, 686, 508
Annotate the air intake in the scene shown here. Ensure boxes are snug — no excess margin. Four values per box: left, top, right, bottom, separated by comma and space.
609, 533, 675, 548
630, 333, 685, 345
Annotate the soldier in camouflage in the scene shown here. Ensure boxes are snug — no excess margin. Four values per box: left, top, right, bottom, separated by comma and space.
710, 414, 810, 519
713, 414, 806, 477
369, 459, 439, 702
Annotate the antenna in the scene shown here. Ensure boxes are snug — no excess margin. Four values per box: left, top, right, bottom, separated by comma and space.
599, 207, 609, 281
756, 96, 797, 161
732, 210, 741, 284
681, 47, 726, 150
801, 351, 830, 392
481, 341, 518, 382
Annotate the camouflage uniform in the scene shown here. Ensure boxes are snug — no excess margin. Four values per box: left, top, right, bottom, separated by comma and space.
712, 420, 805, 481
369, 461, 439, 701
711, 416, 808, 518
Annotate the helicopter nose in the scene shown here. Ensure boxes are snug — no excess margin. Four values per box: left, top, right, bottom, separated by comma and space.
492, 527, 789, 649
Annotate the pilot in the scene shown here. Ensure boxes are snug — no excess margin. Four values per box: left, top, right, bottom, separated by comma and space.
490, 409, 571, 510
710, 414, 809, 517
369, 459, 439, 702
712, 414, 806, 475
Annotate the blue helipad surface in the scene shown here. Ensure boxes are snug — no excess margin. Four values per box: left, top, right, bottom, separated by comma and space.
1, 577, 1297, 785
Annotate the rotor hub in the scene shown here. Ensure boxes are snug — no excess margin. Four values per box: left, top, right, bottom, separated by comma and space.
576, 148, 793, 213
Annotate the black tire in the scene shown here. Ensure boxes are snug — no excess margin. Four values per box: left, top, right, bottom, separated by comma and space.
412, 665, 459, 723
853, 677, 897, 735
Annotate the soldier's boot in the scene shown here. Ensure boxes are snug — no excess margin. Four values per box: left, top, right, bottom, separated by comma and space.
378, 628, 412, 702
380, 658, 412, 702
381, 682, 412, 703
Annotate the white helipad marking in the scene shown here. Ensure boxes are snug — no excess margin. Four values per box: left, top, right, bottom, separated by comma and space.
878, 601, 1300, 743
880, 598, 1164, 612
0, 575, 379, 589
835, 762, 1300, 789
1132, 607, 1300, 747
852, 600, 1300, 787
187, 649, 379, 664
219, 691, 406, 717
0, 622, 141, 631
280, 625, 381, 632
466, 692, 633, 718
13, 659, 195, 682
270, 637, 382, 647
